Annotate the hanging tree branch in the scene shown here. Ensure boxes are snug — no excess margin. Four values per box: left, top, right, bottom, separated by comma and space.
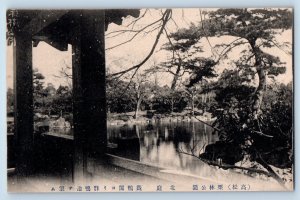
177, 142, 287, 189
107, 9, 172, 79
105, 17, 163, 41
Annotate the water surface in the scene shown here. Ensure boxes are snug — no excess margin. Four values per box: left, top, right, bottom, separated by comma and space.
107, 121, 219, 176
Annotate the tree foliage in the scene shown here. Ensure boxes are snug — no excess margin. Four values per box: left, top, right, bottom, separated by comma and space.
32, 69, 72, 116
165, 8, 293, 185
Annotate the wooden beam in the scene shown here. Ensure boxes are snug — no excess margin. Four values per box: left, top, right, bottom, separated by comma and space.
22, 10, 69, 35
71, 10, 107, 182
13, 31, 34, 176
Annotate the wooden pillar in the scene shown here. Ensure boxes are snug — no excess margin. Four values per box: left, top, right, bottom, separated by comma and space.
71, 10, 107, 182
13, 32, 34, 175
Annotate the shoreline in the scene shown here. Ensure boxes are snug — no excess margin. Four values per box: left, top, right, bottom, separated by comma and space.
107, 111, 216, 126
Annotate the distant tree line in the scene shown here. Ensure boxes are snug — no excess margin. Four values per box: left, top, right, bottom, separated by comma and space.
7, 69, 73, 119
106, 76, 216, 117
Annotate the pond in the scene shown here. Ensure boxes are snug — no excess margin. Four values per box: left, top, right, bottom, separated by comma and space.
41, 120, 223, 179
107, 121, 219, 177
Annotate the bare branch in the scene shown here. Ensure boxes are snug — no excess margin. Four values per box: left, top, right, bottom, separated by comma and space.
169, 10, 179, 29
177, 147, 286, 189
266, 39, 292, 55
106, 18, 163, 50
143, 22, 163, 35
164, 28, 182, 59
189, 113, 222, 132
106, 17, 162, 37
108, 9, 172, 78
252, 130, 274, 138
181, 9, 191, 26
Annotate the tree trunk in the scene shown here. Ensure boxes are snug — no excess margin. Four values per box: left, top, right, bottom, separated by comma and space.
171, 64, 181, 90
171, 96, 174, 113
135, 96, 142, 119
191, 93, 195, 116
250, 42, 267, 119
252, 67, 266, 119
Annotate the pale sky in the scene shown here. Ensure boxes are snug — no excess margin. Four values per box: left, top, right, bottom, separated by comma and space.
6, 8, 293, 89
6, 43, 72, 89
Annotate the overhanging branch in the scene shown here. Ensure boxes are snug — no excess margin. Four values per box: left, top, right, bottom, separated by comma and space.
108, 9, 172, 79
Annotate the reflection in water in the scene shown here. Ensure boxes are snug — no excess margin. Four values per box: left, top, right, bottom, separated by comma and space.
107, 121, 219, 177
49, 127, 73, 135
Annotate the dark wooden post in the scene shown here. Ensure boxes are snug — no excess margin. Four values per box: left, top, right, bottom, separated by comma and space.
13, 31, 34, 176
71, 10, 107, 182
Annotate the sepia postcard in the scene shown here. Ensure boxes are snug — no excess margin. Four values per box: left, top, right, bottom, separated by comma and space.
6, 8, 294, 192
